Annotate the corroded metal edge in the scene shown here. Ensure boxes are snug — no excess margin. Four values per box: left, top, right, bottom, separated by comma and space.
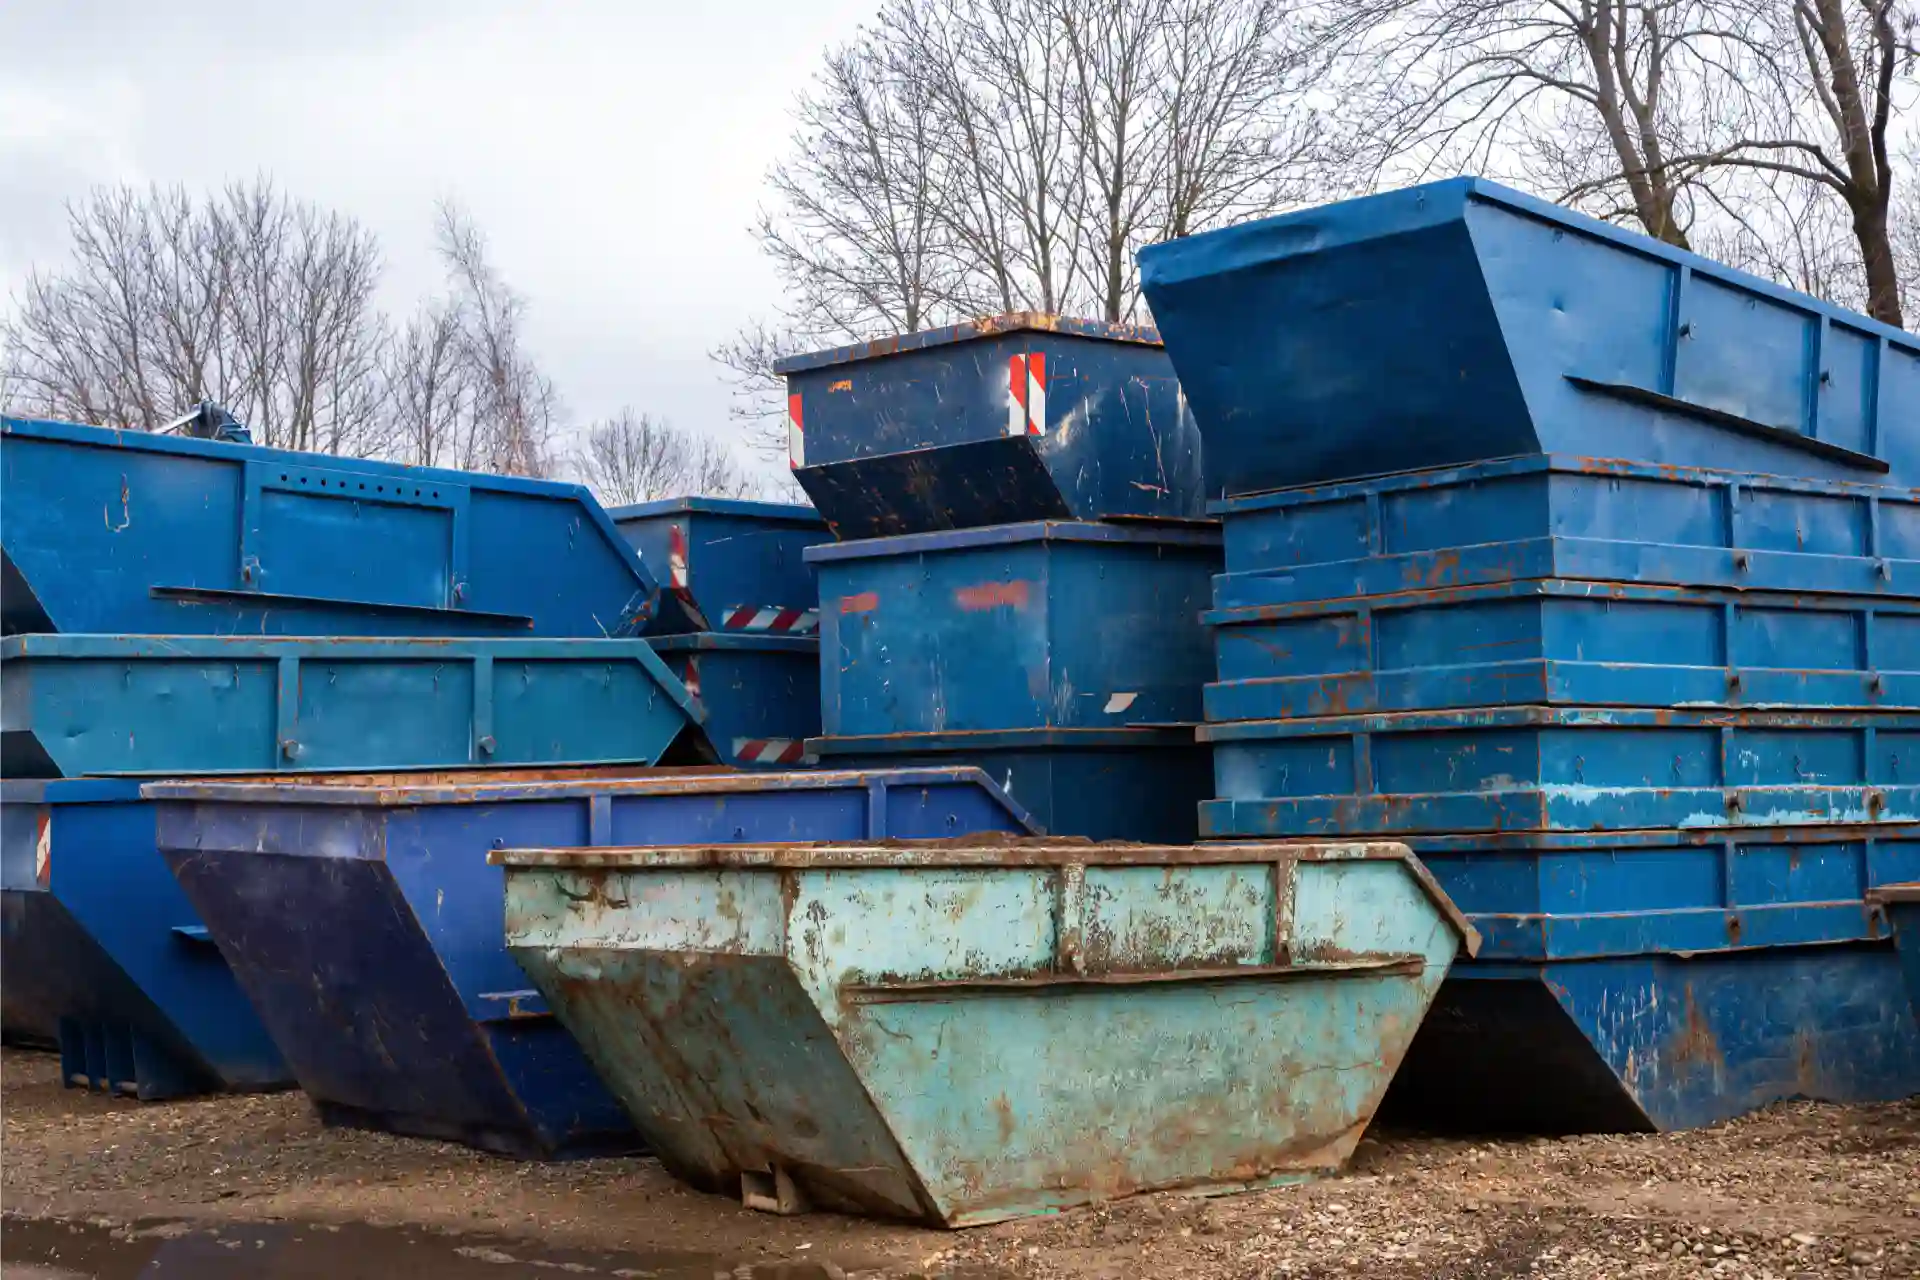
140, 766, 1032, 817
488, 837, 1483, 958
1868, 882, 1920, 907
772, 312, 1165, 376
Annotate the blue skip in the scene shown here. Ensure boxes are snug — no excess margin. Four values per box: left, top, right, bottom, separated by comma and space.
610, 496, 828, 637
647, 632, 821, 769
777, 314, 1205, 537
1375, 824, 1920, 1132
1, 634, 699, 778
1, 779, 289, 1098
148, 768, 1036, 1158
1, 415, 660, 637
1139, 178, 1919, 496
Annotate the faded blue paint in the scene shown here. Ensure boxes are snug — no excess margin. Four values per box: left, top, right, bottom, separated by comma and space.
498, 839, 1475, 1226
1, 634, 698, 778
1206, 580, 1920, 720
1870, 884, 1920, 1026
647, 632, 821, 769
1138, 179, 1919, 497
776, 314, 1206, 537
1382, 949, 1920, 1133
1201, 706, 1920, 836
810, 521, 1220, 736
609, 496, 827, 636
0, 779, 288, 1099
1209, 457, 1920, 610
1, 415, 658, 636
809, 728, 1212, 842
146, 768, 1035, 1158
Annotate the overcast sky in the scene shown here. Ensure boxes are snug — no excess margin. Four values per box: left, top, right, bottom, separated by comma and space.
0, 0, 879, 473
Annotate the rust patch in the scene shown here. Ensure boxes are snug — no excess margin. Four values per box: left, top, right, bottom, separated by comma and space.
827, 379, 853, 392
1668, 985, 1723, 1072
991, 1094, 1016, 1143
839, 591, 879, 614
954, 579, 1031, 611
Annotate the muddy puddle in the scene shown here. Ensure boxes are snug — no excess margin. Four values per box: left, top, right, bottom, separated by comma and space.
1, 1215, 881, 1280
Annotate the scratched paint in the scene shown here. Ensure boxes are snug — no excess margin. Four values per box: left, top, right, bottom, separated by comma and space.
145, 768, 1035, 1156
1139, 178, 1917, 498
498, 838, 1474, 1226
773, 313, 1206, 537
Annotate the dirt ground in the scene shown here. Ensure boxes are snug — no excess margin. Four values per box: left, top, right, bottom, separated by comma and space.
2, 1047, 1914, 1279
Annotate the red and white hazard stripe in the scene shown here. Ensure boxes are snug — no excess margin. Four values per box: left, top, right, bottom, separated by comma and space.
787, 393, 805, 469
733, 737, 811, 766
723, 605, 820, 634
666, 523, 691, 590
680, 656, 701, 701
1007, 352, 1047, 437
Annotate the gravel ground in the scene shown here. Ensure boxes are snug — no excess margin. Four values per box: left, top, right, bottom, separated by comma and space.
3, 1048, 1913, 1279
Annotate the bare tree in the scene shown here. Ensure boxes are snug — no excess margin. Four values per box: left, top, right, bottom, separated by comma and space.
383, 296, 478, 469
1675, 0, 1918, 326
433, 205, 559, 477
1316, 0, 1777, 248
1, 179, 388, 452
718, 0, 1321, 448
572, 408, 762, 505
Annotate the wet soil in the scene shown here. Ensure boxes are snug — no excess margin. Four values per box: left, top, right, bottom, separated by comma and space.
3, 1049, 1914, 1279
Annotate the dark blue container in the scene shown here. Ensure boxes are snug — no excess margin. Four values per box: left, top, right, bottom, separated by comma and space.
1201, 706, 1920, 837
1205, 580, 1920, 721
1, 416, 660, 636
610, 496, 828, 636
0, 778, 289, 1098
1139, 178, 1920, 497
810, 521, 1221, 737
808, 727, 1213, 843
1378, 824, 1920, 1131
146, 767, 1036, 1157
0, 788, 58, 1046
1208, 456, 1920, 611
776, 314, 1205, 537
1871, 882, 1920, 1025
1, 634, 699, 778
647, 632, 820, 768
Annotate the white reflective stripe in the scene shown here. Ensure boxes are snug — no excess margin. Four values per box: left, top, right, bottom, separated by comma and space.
1026, 359, 1046, 435
1007, 354, 1027, 437
787, 393, 805, 468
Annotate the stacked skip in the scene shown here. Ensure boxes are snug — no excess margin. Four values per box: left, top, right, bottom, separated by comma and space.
0, 413, 701, 1100
1140, 177, 1920, 1132
779, 313, 1220, 841
612, 497, 832, 767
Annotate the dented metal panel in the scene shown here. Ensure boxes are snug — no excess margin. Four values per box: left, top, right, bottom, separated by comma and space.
610, 497, 827, 636
0, 634, 699, 778
496, 837, 1473, 1225
776, 314, 1206, 536
1201, 706, 1920, 836
1, 415, 659, 637
145, 768, 1036, 1159
1139, 178, 1919, 497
